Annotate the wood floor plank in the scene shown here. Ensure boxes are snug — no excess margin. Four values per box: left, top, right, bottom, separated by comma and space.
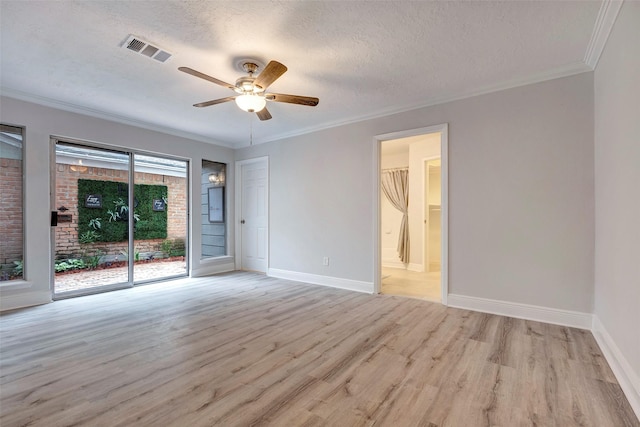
0, 272, 637, 426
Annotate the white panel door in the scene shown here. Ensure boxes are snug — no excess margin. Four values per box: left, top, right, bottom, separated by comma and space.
240, 159, 268, 272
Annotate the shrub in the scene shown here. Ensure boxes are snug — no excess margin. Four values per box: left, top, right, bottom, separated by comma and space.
170, 238, 186, 257
55, 258, 86, 272
13, 260, 23, 277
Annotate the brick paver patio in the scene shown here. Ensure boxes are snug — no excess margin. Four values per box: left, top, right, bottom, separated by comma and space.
54, 260, 186, 293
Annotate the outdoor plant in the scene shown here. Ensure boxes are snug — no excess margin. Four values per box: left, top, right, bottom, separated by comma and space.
111, 199, 140, 222
77, 228, 104, 270
13, 260, 23, 278
107, 209, 119, 222
88, 217, 102, 230
160, 239, 173, 258
0, 260, 24, 281
13, 260, 24, 276
55, 258, 86, 273
170, 239, 186, 257
84, 250, 104, 270
113, 198, 128, 216
79, 230, 100, 244
120, 248, 141, 262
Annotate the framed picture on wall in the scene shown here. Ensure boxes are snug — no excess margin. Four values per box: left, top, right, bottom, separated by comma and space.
208, 186, 225, 223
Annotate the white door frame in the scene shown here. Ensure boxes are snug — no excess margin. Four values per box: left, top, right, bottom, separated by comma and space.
374, 124, 449, 305
234, 156, 269, 271
422, 155, 441, 274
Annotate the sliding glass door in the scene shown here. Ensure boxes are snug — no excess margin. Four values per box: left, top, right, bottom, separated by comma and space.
52, 141, 188, 298
133, 154, 187, 283
53, 143, 131, 295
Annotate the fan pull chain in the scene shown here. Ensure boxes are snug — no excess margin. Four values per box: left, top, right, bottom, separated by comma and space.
250, 115, 254, 146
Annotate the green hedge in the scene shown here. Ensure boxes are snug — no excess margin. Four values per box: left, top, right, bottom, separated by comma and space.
78, 179, 167, 242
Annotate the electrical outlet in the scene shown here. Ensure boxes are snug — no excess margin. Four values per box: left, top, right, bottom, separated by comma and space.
323, 257, 329, 266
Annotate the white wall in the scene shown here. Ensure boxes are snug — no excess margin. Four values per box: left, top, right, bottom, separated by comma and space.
0, 97, 235, 310
236, 71, 595, 313
234, 128, 374, 284
593, 1, 640, 415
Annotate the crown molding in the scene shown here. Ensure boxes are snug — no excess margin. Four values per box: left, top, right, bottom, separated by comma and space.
584, 0, 624, 69
0, 87, 235, 149
254, 61, 592, 146
3, 57, 592, 150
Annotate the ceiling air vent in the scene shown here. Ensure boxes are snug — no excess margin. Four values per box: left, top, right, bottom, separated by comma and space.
122, 35, 172, 63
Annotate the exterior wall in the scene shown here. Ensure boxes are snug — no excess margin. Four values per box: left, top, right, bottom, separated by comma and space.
0, 158, 23, 269
54, 163, 187, 259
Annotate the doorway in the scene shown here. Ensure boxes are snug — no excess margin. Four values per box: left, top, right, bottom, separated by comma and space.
375, 124, 448, 303
51, 140, 188, 297
235, 157, 269, 273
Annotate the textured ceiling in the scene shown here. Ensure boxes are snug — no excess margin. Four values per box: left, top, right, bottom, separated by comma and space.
0, 1, 602, 147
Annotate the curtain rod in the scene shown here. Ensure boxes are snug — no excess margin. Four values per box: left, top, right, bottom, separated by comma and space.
382, 167, 409, 171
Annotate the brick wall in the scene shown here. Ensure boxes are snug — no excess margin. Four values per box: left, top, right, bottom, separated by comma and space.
55, 164, 187, 260
0, 158, 23, 267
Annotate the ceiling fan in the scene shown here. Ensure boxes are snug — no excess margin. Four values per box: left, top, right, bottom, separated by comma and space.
178, 60, 319, 121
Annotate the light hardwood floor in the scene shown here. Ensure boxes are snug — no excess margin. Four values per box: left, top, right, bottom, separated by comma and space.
381, 267, 441, 302
1, 272, 637, 426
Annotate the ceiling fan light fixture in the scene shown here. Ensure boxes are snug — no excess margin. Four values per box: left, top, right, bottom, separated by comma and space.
235, 94, 266, 112
179, 59, 318, 121
235, 76, 263, 94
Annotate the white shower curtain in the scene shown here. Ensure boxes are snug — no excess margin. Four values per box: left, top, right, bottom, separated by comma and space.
381, 169, 409, 264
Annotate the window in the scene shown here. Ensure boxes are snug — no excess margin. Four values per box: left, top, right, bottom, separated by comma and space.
201, 160, 227, 258
0, 124, 24, 281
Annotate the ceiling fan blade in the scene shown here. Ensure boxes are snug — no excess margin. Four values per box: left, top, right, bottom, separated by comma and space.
253, 61, 287, 90
193, 96, 236, 108
266, 93, 319, 107
178, 67, 236, 90
256, 107, 272, 121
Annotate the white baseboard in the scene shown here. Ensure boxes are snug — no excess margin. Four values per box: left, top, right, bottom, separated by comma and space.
268, 268, 374, 294
382, 261, 406, 269
447, 294, 592, 329
592, 316, 640, 420
0, 290, 52, 312
407, 263, 424, 272
191, 260, 236, 278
